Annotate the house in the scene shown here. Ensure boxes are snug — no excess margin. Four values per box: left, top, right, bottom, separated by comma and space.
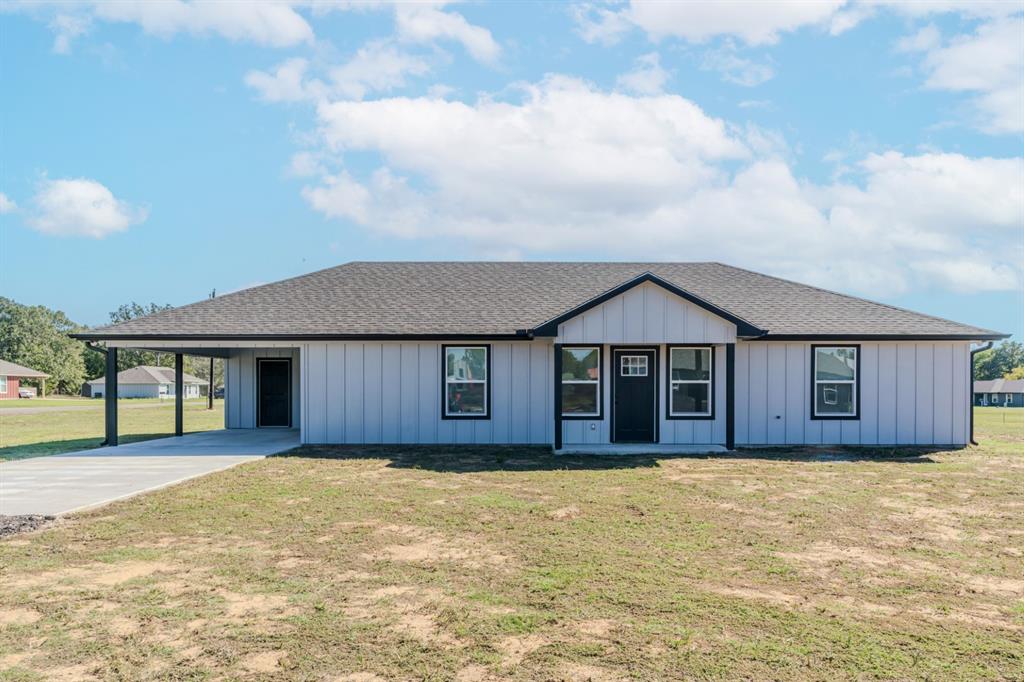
73, 262, 1008, 451
0, 359, 49, 399
974, 379, 1024, 407
84, 366, 208, 399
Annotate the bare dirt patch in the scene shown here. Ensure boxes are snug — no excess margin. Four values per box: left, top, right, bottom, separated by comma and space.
0, 607, 41, 626
240, 650, 285, 673
497, 633, 549, 666
548, 505, 581, 520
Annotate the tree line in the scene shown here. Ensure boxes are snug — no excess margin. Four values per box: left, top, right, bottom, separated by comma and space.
0, 297, 222, 395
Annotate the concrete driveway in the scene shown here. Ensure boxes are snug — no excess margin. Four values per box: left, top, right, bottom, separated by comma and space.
0, 429, 299, 516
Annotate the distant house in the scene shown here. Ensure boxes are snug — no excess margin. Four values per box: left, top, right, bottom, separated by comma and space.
974, 379, 1024, 407
0, 359, 50, 399
85, 366, 208, 399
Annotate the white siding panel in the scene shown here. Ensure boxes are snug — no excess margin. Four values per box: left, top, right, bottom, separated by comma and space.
859, 343, 878, 445
736, 341, 970, 447
363, 344, 383, 443
877, 344, 898, 444
400, 344, 419, 443
557, 282, 736, 344
952, 344, 968, 445
933, 344, 953, 445
326, 344, 345, 443
784, 344, 805, 444
735, 343, 750, 445
897, 344, 917, 444
345, 344, 364, 444
381, 345, 401, 443
766, 344, 786, 444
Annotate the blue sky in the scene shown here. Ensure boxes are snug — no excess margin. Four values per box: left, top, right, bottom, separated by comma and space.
1, 1, 1021, 340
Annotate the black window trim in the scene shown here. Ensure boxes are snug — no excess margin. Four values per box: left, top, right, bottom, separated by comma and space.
810, 343, 860, 421
560, 345, 604, 420
665, 344, 716, 421
440, 343, 492, 420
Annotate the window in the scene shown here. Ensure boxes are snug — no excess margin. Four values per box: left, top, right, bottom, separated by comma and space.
0, 376, 6, 394
668, 346, 713, 418
562, 346, 602, 418
812, 346, 858, 419
442, 345, 489, 418
621, 355, 648, 376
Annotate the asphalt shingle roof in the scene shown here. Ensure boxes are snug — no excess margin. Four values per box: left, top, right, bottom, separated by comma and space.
87, 366, 208, 385
78, 262, 1006, 340
0, 359, 50, 378
974, 379, 1024, 393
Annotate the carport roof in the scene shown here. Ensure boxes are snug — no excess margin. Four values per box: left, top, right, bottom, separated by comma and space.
73, 262, 1007, 341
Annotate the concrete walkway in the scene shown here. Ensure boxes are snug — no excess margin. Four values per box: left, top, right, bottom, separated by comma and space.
0, 429, 299, 516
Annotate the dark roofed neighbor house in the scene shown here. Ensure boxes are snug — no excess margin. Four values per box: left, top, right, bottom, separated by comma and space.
74, 261, 1008, 452
974, 379, 1024, 407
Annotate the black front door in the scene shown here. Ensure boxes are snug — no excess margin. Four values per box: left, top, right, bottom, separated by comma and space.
613, 349, 657, 443
258, 359, 291, 428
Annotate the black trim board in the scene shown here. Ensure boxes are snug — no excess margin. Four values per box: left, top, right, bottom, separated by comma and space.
72, 333, 532, 342
665, 345, 715, 421
809, 344, 861, 421
440, 344, 492, 420
754, 333, 1008, 341
559, 345, 605, 420
531, 272, 765, 338
553, 343, 563, 450
725, 343, 735, 450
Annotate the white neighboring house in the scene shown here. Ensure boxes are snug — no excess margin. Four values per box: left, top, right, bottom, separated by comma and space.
85, 366, 208, 399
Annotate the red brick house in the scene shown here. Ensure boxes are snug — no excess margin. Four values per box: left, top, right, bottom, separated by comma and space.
0, 359, 50, 399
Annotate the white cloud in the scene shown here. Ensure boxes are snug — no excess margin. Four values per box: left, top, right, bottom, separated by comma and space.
0, 192, 16, 213
616, 52, 668, 95
330, 40, 431, 99
245, 57, 317, 103
246, 42, 431, 104
6, 0, 314, 52
914, 17, 1024, 134
393, 2, 500, 63
295, 76, 1022, 296
895, 24, 941, 53
701, 45, 775, 87
49, 13, 91, 54
576, 0, 846, 46
28, 178, 147, 238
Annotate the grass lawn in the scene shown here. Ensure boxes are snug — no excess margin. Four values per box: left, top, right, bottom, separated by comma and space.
0, 399, 225, 460
0, 413, 1021, 680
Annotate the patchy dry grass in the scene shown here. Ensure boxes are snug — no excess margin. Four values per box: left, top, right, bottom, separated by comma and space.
1, 416, 1021, 680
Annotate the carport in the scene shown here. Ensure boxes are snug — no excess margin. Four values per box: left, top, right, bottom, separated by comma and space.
74, 338, 302, 447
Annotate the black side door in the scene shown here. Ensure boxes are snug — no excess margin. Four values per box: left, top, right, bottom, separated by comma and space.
258, 359, 291, 428
612, 349, 657, 443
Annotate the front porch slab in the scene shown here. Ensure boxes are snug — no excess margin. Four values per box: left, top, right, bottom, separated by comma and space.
555, 443, 729, 456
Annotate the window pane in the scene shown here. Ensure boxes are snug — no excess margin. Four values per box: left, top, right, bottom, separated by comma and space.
815, 347, 856, 380
672, 383, 709, 414
671, 348, 710, 381
446, 347, 487, 381
563, 383, 599, 414
621, 355, 648, 376
562, 348, 599, 381
816, 383, 854, 414
447, 382, 486, 415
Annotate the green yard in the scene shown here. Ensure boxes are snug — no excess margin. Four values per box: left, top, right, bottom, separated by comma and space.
0, 399, 225, 460
0, 409, 1021, 680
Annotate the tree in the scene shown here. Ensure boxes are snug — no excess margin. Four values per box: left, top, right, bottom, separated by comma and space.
0, 297, 86, 394
107, 302, 173, 371
1005, 365, 1024, 380
974, 341, 1024, 381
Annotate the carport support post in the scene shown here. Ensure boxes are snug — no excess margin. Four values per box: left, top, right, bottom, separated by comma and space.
105, 347, 118, 446
208, 357, 214, 410
175, 353, 184, 437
